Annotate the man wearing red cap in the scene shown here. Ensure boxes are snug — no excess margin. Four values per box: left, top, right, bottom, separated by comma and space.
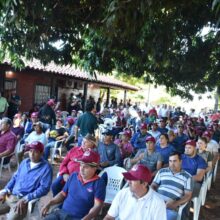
51, 134, 97, 196
42, 150, 106, 220
181, 140, 207, 197
129, 136, 163, 177
0, 141, 52, 219
104, 164, 166, 220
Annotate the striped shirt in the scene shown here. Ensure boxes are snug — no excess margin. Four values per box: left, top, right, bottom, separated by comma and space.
153, 167, 192, 202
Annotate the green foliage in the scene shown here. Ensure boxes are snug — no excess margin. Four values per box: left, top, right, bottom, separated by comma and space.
0, 0, 219, 99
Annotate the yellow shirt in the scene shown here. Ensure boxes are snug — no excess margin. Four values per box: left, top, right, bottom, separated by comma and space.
0, 97, 9, 113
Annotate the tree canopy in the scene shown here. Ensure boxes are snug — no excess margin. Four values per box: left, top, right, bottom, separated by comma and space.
0, 0, 219, 99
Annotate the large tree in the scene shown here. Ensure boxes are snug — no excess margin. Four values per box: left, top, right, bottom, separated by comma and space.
0, 0, 219, 99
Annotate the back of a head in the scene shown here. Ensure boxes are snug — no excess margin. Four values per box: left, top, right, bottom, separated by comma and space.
1, 117, 12, 127
86, 102, 95, 112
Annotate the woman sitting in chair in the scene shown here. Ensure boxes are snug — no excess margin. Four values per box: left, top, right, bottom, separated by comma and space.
43, 119, 68, 161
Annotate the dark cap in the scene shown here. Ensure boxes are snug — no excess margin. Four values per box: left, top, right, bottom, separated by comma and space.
102, 129, 114, 136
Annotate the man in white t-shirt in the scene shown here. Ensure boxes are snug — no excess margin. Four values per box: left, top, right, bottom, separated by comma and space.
104, 164, 166, 220
25, 122, 47, 146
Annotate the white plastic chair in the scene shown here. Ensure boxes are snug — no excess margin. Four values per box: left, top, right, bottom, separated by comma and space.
206, 170, 213, 190
0, 141, 21, 177
177, 202, 188, 220
24, 198, 40, 219
99, 166, 127, 204
50, 139, 65, 164
192, 196, 201, 220
0, 154, 13, 177
200, 176, 208, 206
213, 159, 219, 183
191, 180, 207, 220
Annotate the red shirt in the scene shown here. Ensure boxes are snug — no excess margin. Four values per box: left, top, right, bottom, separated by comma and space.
0, 130, 17, 153
59, 146, 84, 175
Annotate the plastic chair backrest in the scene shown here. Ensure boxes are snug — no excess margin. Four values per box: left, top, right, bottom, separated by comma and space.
100, 166, 127, 203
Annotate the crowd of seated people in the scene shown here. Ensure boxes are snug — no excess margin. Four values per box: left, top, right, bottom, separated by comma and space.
0, 99, 219, 220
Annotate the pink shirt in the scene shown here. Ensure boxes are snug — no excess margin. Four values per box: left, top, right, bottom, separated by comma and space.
59, 146, 84, 175
114, 139, 134, 159
0, 130, 17, 153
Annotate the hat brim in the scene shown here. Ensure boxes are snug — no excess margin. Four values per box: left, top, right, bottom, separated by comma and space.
122, 172, 139, 181
76, 159, 99, 167
25, 146, 43, 153
102, 132, 114, 136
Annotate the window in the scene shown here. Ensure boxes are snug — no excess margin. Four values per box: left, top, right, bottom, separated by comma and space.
35, 85, 51, 104
4, 80, 17, 99
5, 80, 16, 90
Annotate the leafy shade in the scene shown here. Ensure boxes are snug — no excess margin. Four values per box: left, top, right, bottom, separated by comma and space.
0, 0, 220, 99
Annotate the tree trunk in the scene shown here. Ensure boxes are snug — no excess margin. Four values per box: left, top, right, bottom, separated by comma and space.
214, 86, 219, 112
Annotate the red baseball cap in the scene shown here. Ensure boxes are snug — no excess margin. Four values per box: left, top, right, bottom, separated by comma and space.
202, 131, 212, 139
119, 130, 132, 138
31, 112, 38, 118
67, 117, 75, 125
77, 150, 100, 167
140, 123, 148, 130
146, 136, 156, 143
185, 140, 196, 147
123, 164, 152, 183
26, 141, 44, 153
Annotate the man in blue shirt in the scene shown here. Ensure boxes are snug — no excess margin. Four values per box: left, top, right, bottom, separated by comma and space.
182, 140, 207, 197
157, 119, 168, 135
0, 141, 52, 219
131, 123, 151, 151
173, 124, 188, 154
98, 130, 121, 168
42, 150, 106, 220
